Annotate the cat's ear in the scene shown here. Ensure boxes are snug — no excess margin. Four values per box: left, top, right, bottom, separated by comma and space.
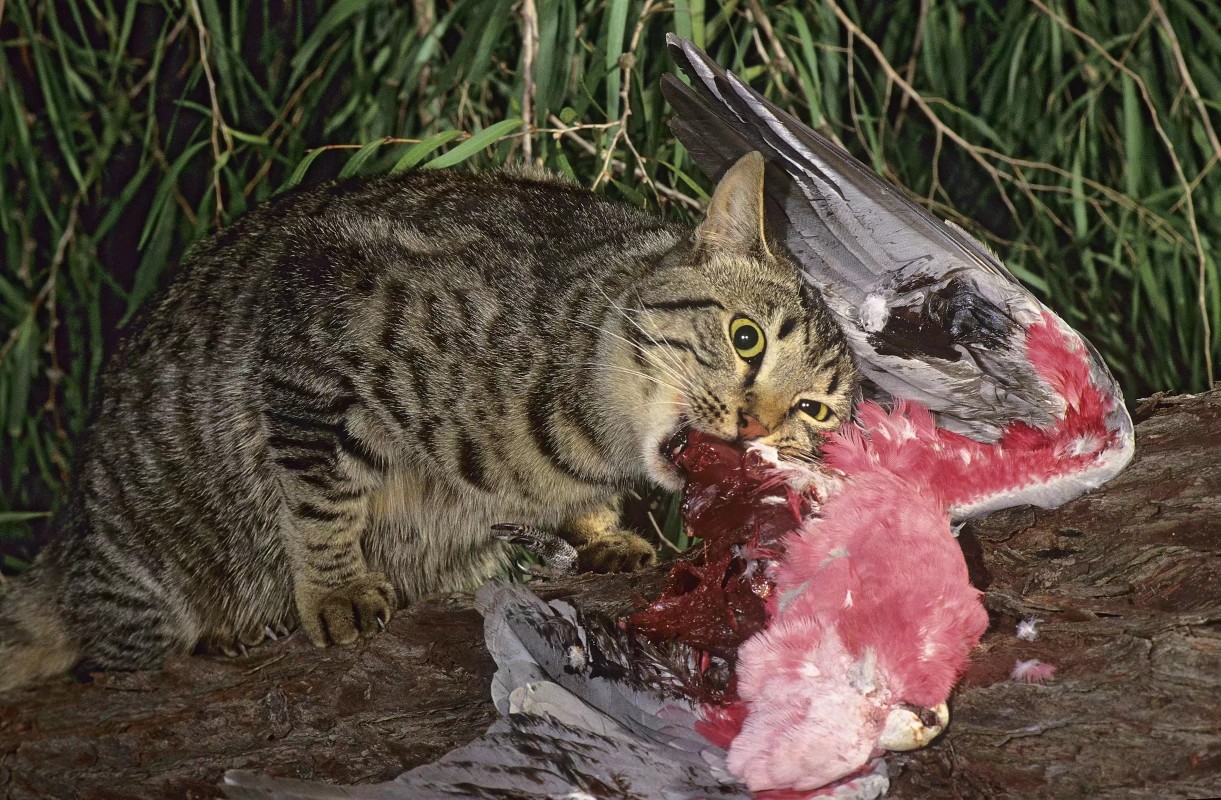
694, 151, 771, 257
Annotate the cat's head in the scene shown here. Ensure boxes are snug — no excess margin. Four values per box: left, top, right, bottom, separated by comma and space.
613, 152, 859, 489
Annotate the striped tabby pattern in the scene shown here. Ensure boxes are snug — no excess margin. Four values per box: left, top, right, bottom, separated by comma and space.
0, 153, 856, 690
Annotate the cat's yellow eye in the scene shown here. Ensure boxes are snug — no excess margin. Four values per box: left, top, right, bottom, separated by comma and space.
795, 399, 833, 423
730, 317, 765, 360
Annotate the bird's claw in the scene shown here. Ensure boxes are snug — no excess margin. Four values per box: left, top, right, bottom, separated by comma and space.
493, 523, 579, 577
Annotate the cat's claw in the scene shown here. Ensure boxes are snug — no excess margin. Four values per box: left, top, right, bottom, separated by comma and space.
493, 523, 579, 576
204, 624, 279, 658
296, 573, 397, 648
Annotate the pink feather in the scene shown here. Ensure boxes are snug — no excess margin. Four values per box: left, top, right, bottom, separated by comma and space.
1011, 659, 1057, 684
631, 312, 1133, 795
710, 315, 1125, 793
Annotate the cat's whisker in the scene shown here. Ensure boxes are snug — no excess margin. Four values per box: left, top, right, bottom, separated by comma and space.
566, 318, 694, 392
592, 291, 702, 392
565, 313, 698, 395
642, 400, 693, 413
621, 289, 706, 385
597, 364, 688, 396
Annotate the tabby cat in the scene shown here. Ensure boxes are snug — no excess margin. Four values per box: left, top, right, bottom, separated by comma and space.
0, 152, 857, 691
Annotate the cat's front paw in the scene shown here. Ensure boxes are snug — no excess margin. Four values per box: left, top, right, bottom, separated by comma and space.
296, 573, 397, 648
576, 531, 658, 573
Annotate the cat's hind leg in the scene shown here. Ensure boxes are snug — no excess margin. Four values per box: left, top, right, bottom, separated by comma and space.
0, 568, 80, 691
265, 389, 398, 648
197, 620, 292, 658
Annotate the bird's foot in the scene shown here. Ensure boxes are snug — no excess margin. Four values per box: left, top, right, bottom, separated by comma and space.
493, 523, 579, 577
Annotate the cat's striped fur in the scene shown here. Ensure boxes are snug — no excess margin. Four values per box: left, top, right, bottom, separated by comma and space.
0, 152, 856, 690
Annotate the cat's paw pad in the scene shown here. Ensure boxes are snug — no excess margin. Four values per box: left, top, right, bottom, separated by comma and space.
577, 532, 658, 573
298, 574, 397, 648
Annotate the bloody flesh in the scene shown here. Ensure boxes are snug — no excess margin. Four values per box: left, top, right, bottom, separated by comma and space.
628, 430, 814, 658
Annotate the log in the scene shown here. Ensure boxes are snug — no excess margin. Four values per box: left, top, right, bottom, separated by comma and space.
1, 392, 1217, 800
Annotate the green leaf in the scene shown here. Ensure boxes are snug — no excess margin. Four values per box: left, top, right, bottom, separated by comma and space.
137, 139, 209, 251
281, 147, 329, 192
226, 127, 270, 146
290, 0, 371, 86
392, 130, 465, 172
338, 138, 390, 178
423, 119, 523, 169
6, 319, 35, 437
605, 0, 630, 121
1121, 74, 1146, 199
0, 511, 51, 524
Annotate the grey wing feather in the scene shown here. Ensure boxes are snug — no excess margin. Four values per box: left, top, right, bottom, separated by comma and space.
664, 34, 1132, 448
225, 583, 746, 800
479, 583, 733, 762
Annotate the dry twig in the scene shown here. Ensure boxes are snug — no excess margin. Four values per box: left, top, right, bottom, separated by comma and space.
519, 0, 540, 163
592, 0, 659, 192
186, 0, 234, 223
550, 114, 702, 211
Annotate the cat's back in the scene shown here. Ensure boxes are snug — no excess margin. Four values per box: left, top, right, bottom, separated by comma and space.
104, 167, 675, 380
228, 166, 681, 294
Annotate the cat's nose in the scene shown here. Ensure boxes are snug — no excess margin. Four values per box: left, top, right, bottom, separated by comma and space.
737, 413, 770, 440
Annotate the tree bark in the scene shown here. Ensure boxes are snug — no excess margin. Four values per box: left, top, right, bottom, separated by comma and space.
2, 392, 1217, 800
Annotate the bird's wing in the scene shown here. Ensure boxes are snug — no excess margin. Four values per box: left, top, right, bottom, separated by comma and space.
225, 583, 748, 800
663, 35, 1132, 455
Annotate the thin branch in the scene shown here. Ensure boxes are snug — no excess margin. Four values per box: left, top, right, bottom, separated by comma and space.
127, 13, 191, 100
592, 0, 658, 191
540, 120, 619, 137
826, 1, 1025, 227
826, 2, 1186, 260
1151, 1, 1221, 163
549, 114, 702, 211
186, 0, 233, 223
41, 201, 77, 482
148, 119, 200, 224
893, 0, 930, 138
303, 137, 424, 153
0, 203, 78, 370
1153, 1, 1221, 215
519, 0, 539, 163
746, 0, 796, 80
647, 509, 683, 555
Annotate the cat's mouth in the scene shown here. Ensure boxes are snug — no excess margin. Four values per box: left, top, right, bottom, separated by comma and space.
646, 420, 693, 490
660, 423, 692, 465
